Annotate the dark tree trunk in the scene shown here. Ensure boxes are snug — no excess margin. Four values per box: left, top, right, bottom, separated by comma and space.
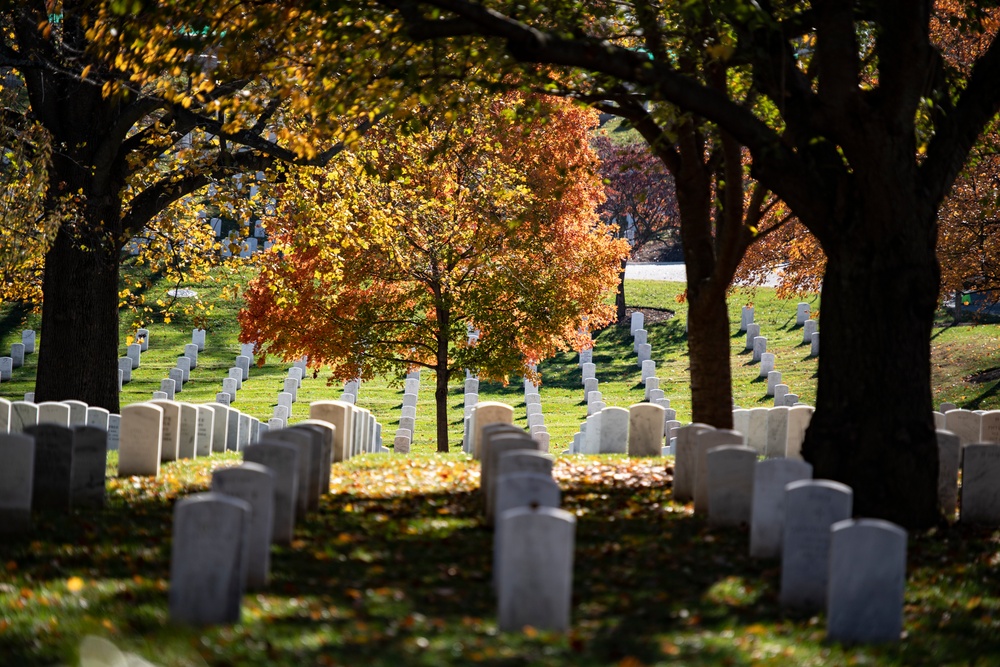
434, 307, 451, 453
615, 260, 627, 322
686, 285, 734, 428
434, 361, 451, 453
802, 201, 940, 527
35, 225, 121, 412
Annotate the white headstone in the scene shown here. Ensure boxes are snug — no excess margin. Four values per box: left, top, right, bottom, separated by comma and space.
827, 519, 906, 644
765, 407, 790, 459
21, 329, 35, 354
961, 443, 1000, 523
0, 433, 34, 532
195, 405, 215, 456
694, 429, 745, 514
10, 343, 24, 369
706, 445, 758, 527
117, 403, 164, 477
235, 355, 251, 381
628, 403, 665, 457
212, 463, 275, 589
749, 458, 813, 559
63, 399, 88, 426
796, 302, 810, 325
945, 409, 982, 446
10, 401, 38, 434
780, 480, 853, 610
630, 311, 644, 335
785, 405, 814, 459
25, 423, 74, 510
37, 401, 71, 427
673, 424, 713, 502
150, 399, 181, 461
598, 407, 629, 454
803, 319, 818, 345
745, 323, 760, 351
243, 442, 299, 544
169, 493, 250, 625
86, 406, 110, 431
752, 336, 767, 363
107, 414, 120, 452
176, 402, 198, 459
496, 506, 575, 633
136, 328, 149, 352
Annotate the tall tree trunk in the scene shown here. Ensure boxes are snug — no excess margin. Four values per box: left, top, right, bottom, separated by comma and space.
35, 225, 121, 411
803, 204, 940, 527
686, 283, 734, 428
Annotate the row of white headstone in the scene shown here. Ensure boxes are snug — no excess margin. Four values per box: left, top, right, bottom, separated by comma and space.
0, 329, 35, 381
393, 370, 421, 453
169, 400, 390, 625
679, 424, 906, 644
478, 422, 574, 632
0, 423, 110, 533
569, 403, 670, 456
0, 398, 121, 448
271, 356, 309, 426
154, 329, 206, 400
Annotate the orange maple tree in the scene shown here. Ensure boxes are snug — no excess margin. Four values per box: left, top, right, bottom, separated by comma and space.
239, 91, 628, 451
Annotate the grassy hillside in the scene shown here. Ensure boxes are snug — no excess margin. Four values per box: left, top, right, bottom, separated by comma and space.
1, 268, 998, 453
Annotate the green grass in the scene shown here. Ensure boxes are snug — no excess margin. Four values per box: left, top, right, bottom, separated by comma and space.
3, 269, 1000, 664
3, 454, 1000, 665
1, 272, 998, 453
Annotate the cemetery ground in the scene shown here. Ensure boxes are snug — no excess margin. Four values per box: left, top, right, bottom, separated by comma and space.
2, 269, 1000, 664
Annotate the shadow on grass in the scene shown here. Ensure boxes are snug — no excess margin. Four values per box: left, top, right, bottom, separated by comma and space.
5, 458, 1000, 666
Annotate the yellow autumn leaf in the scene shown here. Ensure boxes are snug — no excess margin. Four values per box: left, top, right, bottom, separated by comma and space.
67, 576, 84, 593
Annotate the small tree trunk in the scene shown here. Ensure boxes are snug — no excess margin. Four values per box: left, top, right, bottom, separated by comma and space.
686, 285, 734, 428
803, 209, 940, 528
434, 304, 452, 453
434, 363, 451, 453
35, 225, 121, 411
615, 260, 627, 322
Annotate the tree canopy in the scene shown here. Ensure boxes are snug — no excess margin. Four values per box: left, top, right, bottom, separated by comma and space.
239, 90, 628, 451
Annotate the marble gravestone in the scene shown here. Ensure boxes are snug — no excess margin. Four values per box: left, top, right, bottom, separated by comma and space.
117, 403, 164, 477
25, 423, 75, 511
169, 493, 251, 626
243, 442, 299, 544
960, 443, 1000, 524
0, 433, 34, 532
627, 403, 665, 457
496, 506, 576, 633
780, 480, 853, 610
826, 519, 907, 644
693, 429, 745, 515
706, 445, 757, 527
749, 458, 813, 559
212, 463, 276, 590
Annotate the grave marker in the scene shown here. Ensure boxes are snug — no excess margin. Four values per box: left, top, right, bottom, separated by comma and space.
598, 406, 629, 454
694, 429, 744, 514
497, 507, 576, 633
628, 403, 665, 457
827, 519, 906, 644
749, 458, 813, 559
212, 463, 276, 589
706, 445, 758, 527
780, 480, 853, 610
960, 443, 1000, 523
25, 424, 74, 510
169, 493, 250, 626
0, 433, 34, 532
936, 430, 961, 520
243, 442, 299, 544
195, 406, 215, 456
150, 400, 181, 461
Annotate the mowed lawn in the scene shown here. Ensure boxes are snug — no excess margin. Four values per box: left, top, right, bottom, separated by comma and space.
1, 271, 999, 665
